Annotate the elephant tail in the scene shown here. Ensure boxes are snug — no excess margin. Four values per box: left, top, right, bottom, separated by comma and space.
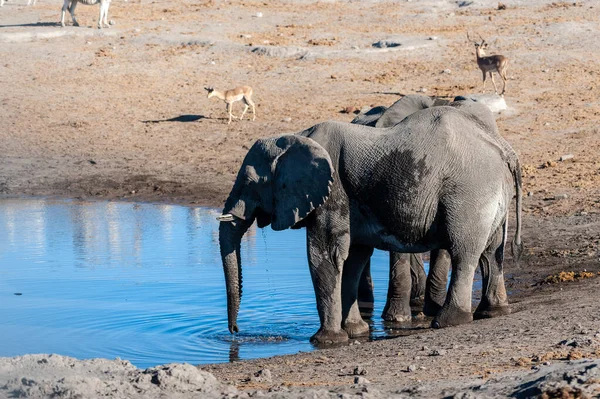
510, 160, 523, 263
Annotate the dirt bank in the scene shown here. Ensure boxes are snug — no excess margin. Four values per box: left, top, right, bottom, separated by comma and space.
1, 0, 599, 397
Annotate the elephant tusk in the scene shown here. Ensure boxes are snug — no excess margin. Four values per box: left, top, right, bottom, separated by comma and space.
216, 213, 235, 222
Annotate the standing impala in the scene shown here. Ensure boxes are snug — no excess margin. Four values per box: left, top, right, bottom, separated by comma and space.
205, 86, 256, 125
467, 32, 509, 96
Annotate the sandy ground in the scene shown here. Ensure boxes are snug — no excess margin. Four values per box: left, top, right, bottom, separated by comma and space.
1, 0, 600, 397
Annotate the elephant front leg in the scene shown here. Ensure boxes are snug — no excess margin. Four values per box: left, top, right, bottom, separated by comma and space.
381, 252, 412, 322
423, 249, 450, 316
342, 245, 374, 338
308, 245, 349, 345
475, 227, 510, 319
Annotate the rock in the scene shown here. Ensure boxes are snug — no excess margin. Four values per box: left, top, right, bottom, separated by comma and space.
251, 46, 309, 58
429, 349, 447, 356
109, 20, 115, 25
554, 194, 569, 200
418, 87, 427, 93
443, 69, 451, 74
428, 36, 438, 40
407, 364, 417, 372
282, 117, 292, 123
456, 93, 507, 113
255, 12, 263, 18
559, 154, 574, 161
353, 366, 367, 376
372, 39, 402, 48
252, 369, 272, 383
354, 376, 370, 384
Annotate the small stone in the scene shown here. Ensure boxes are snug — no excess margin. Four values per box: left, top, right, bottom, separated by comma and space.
354, 376, 370, 384
407, 364, 417, 372
109, 19, 115, 25
252, 369, 272, 383
442, 69, 451, 74
282, 117, 292, 123
130, 190, 136, 194
429, 349, 447, 356
421, 346, 429, 351
527, 191, 534, 197
554, 194, 568, 200
542, 69, 549, 73
255, 12, 263, 17
353, 340, 361, 345
353, 366, 367, 376
210, 61, 216, 65
428, 36, 438, 40
418, 87, 427, 93
330, 74, 338, 79
559, 154, 574, 161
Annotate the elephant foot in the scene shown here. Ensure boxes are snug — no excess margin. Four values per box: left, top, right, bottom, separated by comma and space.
432, 308, 473, 329
423, 300, 443, 317
344, 319, 370, 338
381, 300, 411, 322
310, 328, 348, 345
474, 304, 511, 320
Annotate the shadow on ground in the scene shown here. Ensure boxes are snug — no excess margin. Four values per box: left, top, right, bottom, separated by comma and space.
142, 115, 206, 123
0, 22, 59, 28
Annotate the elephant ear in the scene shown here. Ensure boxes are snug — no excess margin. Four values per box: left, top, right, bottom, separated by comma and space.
271, 135, 334, 231
375, 94, 434, 128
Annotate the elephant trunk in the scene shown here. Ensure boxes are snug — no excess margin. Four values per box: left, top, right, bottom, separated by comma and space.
219, 218, 251, 334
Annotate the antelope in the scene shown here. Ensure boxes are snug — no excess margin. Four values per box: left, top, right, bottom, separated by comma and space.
204, 86, 256, 125
60, 0, 111, 29
467, 32, 509, 96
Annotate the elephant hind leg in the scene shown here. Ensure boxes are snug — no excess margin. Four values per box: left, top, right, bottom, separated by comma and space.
357, 260, 374, 316
431, 250, 479, 329
474, 223, 511, 319
381, 252, 412, 322
409, 253, 426, 308
342, 244, 374, 338
423, 249, 451, 316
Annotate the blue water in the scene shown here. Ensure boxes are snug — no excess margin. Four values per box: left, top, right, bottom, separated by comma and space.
0, 198, 438, 368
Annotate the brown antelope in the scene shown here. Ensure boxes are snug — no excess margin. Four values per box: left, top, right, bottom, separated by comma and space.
204, 86, 256, 125
467, 32, 509, 96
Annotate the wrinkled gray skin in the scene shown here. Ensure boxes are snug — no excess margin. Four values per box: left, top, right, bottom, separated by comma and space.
219, 101, 522, 344
351, 95, 440, 322
353, 95, 523, 320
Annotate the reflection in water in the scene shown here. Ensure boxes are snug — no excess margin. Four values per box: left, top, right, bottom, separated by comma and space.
0, 198, 443, 369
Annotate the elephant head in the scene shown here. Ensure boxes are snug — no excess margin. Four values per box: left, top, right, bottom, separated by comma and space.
217, 135, 334, 334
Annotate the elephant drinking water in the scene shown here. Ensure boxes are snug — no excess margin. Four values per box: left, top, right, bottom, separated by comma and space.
218, 100, 522, 344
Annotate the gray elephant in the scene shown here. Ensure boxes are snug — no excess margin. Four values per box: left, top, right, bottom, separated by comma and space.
354, 94, 523, 321
218, 99, 522, 344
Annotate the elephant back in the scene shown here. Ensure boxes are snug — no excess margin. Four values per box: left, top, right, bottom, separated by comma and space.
375, 95, 435, 128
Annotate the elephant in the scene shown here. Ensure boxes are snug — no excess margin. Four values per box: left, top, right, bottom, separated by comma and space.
218, 98, 523, 344
353, 94, 523, 321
